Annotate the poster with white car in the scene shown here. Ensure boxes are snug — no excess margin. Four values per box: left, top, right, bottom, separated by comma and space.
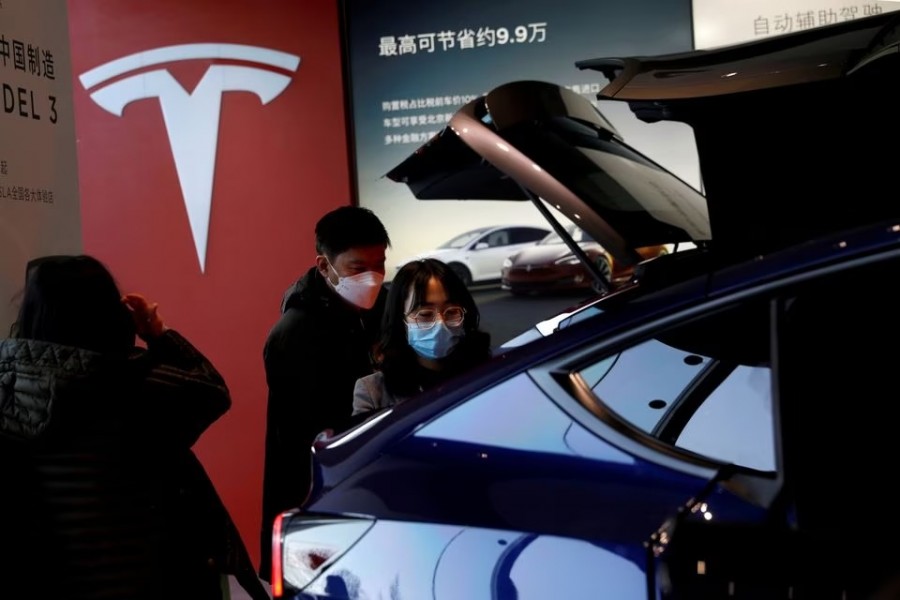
343, 0, 700, 278
393, 225, 550, 286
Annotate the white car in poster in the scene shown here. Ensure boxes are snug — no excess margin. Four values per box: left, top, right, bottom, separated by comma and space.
395, 225, 550, 286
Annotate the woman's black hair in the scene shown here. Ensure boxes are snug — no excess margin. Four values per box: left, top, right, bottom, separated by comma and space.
379, 258, 491, 397
16, 254, 135, 355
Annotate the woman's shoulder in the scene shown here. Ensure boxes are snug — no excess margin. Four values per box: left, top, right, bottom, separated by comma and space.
356, 371, 385, 391
353, 371, 389, 416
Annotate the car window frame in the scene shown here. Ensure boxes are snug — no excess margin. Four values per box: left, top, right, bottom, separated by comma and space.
440, 228, 491, 249
521, 300, 779, 505
522, 241, 900, 505
511, 227, 552, 245
535, 298, 773, 465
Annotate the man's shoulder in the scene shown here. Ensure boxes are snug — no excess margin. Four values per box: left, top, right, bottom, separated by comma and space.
264, 303, 320, 348
269, 271, 330, 328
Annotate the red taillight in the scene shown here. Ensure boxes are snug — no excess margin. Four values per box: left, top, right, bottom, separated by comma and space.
304, 549, 331, 571
271, 512, 285, 598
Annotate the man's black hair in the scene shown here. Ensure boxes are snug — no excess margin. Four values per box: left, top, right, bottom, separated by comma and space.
315, 206, 390, 259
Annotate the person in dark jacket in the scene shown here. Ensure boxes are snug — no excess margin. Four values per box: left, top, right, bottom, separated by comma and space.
259, 206, 390, 581
0, 254, 268, 600
352, 258, 492, 417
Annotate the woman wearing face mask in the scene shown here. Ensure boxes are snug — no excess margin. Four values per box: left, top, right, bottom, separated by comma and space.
352, 258, 492, 417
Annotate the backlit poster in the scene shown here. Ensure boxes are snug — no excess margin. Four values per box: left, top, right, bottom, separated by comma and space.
0, 0, 81, 332
343, 0, 699, 275
693, 0, 900, 49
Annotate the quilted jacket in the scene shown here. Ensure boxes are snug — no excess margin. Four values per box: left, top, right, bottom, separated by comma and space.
0, 330, 267, 600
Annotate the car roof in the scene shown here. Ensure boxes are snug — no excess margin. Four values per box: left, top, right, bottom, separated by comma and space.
460, 224, 547, 234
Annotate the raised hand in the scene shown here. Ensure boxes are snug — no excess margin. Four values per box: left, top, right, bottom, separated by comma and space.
121, 293, 168, 340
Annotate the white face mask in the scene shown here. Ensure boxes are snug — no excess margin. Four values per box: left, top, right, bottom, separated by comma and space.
327, 264, 384, 309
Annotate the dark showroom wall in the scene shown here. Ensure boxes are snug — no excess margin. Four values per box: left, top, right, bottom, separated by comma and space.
68, 0, 351, 563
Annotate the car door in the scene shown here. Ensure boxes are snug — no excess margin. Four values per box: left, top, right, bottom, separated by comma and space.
465, 227, 518, 281
373, 299, 777, 599
649, 239, 900, 598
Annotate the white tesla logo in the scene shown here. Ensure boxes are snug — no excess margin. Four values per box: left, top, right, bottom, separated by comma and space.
79, 43, 301, 272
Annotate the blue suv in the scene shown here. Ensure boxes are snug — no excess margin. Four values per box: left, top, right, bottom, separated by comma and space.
273, 13, 900, 599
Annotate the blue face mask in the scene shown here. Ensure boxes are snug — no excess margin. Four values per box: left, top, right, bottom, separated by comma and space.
407, 321, 464, 360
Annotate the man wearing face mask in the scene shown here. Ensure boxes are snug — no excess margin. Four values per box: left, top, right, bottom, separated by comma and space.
258, 206, 390, 581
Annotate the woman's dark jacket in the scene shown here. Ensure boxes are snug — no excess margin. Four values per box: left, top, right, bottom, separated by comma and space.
0, 330, 267, 600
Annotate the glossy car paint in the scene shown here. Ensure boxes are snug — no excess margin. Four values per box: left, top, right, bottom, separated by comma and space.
288, 366, 772, 599
291, 519, 650, 600
277, 13, 900, 599
278, 220, 900, 598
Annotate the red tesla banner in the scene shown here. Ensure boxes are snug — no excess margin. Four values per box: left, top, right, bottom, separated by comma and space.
68, 0, 351, 564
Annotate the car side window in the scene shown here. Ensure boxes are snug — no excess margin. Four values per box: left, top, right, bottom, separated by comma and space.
481, 230, 510, 247
675, 365, 773, 470
511, 227, 549, 244
575, 301, 775, 471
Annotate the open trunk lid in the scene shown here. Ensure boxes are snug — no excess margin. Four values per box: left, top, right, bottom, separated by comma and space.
386, 80, 710, 271
577, 12, 900, 262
